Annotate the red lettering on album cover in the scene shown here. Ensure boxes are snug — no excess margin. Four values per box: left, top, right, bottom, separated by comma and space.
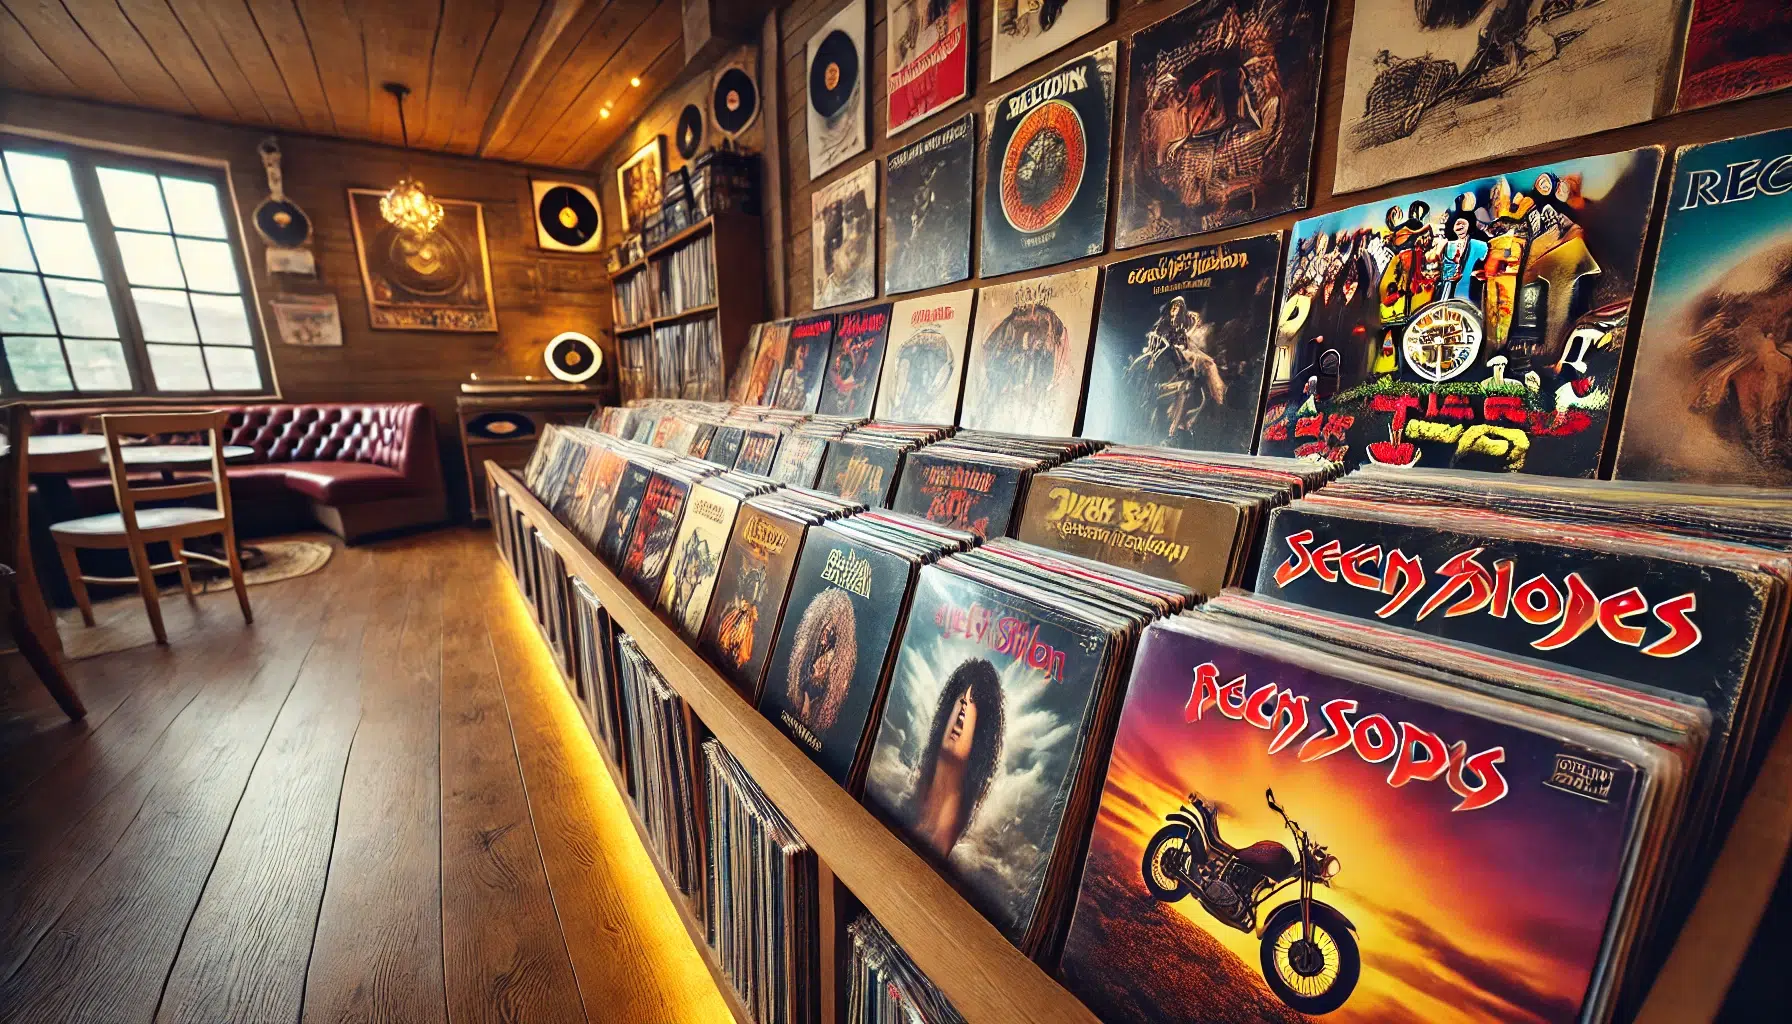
1216, 675, 1248, 720
1351, 714, 1397, 763
1185, 662, 1219, 722
1644, 594, 1702, 658
1490, 559, 1516, 618
1415, 548, 1493, 621
1597, 586, 1648, 646
1339, 544, 1381, 590
1297, 699, 1358, 762
1387, 722, 1450, 788
1534, 572, 1599, 650
1377, 550, 1426, 618
1267, 691, 1309, 755
1447, 742, 1510, 812
1272, 530, 1318, 587
1242, 682, 1278, 729
936, 599, 1065, 681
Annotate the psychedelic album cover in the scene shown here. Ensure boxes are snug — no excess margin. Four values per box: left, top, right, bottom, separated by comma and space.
819, 439, 907, 507
981, 42, 1117, 278
1334, 0, 1679, 194
657, 482, 742, 640
745, 319, 791, 405
735, 429, 783, 475
877, 290, 976, 423
1014, 474, 1244, 594
889, 450, 1029, 539
1086, 234, 1283, 451
885, 115, 975, 295
1256, 148, 1662, 475
700, 504, 807, 699
619, 471, 691, 598
961, 266, 1100, 435
812, 162, 879, 309
808, 0, 869, 179
888, 0, 969, 135
819, 303, 894, 418
988, 0, 1109, 83
1115, 0, 1330, 249
776, 315, 837, 412
759, 525, 916, 783
1060, 618, 1648, 1024
1675, 0, 1792, 111
862, 564, 1115, 944
1615, 126, 1792, 486
598, 459, 657, 565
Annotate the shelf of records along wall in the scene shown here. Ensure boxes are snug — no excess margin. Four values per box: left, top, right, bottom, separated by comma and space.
485, 461, 1106, 1024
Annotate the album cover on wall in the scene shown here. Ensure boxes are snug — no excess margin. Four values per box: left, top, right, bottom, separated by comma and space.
812, 161, 879, 309
981, 42, 1117, 277
1334, 0, 1679, 194
961, 266, 1100, 435
807, 0, 870, 179
1257, 147, 1662, 475
776, 314, 837, 412
819, 303, 893, 418
876, 290, 976, 423
988, 0, 1109, 83
1616, 126, 1792, 486
888, 0, 970, 135
884, 114, 975, 295
1084, 234, 1283, 452
1676, 0, 1792, 110
1115, 0, 1329, 249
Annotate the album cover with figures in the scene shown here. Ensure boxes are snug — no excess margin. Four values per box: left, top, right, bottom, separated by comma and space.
877, 291, 976, 424
657, 481, 742, 640
813, 162, 879, 309
819, 303, 893, 418
961, 266, 1100, 435
777, 315, 838, 412
988, 0, 1109, 83
889, 449, 1030, 539
888, 0, 970, 134
885, 115, 975, 295
700, 504, 810, 700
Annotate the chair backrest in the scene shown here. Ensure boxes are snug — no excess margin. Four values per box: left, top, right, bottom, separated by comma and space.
99, 411, 235, 533
0, 402, 28, 570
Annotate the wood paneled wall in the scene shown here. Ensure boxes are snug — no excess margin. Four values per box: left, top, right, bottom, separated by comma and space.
1, 90, 613, 517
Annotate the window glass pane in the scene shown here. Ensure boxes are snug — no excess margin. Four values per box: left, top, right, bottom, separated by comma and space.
132, 287, 197, 343
148, 343, 210, 391
2, 152, 82, 218
0, 159, 14, 212
203, 345, 261, 390
67, 339, 132, 391
0, 216, 34, 271
25, 218, 102, 279
116, 230, 185, 288
45, 278, 119, 337
175, 237, 238, 292
5, 336, 72, 391
191, 293, 252, 346
96, 168, 170, 232
0, 272, 54, 332
161, 177, 227, 239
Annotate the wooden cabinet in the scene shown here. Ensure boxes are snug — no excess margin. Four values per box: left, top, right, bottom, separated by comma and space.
457, 395, 598, 521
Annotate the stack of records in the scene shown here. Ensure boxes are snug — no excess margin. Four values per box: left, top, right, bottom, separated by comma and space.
656, 232, 716, 313
860, 539, 1195, 961
615, 635, 706, 898
690, 147, 760, 218
756, 510, 977, 790
845, 913, 965, 1024
570, 577, 625, 770
734, 424, 788, 475
815, 423, 957, 507
770, 415, 868, 488
614, 270, 654, 326
704, 739, 818, 1024
655, 470, 781, 642
888, 431, 1097, 540
707, 408, 773, 471
594, 446, 684, 567
618, 458, 722, 600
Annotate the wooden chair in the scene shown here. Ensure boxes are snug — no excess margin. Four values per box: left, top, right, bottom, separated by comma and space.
52, 411, 252, 646
0, 403, 85, 719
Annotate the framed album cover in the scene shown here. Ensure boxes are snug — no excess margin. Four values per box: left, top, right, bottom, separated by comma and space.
346, 189, 496, 332
616, 137, 665, 232
811, 161, 879, 310
884, 114, 975, 294
887, 0, 970, 135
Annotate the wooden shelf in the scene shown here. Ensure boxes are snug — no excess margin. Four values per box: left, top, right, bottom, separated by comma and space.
489, 464, 1102, 1024
612, 216, 718, 277
614, 303, 720, 334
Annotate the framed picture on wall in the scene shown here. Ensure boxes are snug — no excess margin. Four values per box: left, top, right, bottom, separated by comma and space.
617, 137, 666, 232
345, 189, 498, 332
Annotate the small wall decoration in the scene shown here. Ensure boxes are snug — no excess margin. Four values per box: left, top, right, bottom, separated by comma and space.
806, 0, 869, 179
677, 103, 706, 159
269, 293, 344, 347
887, 0, 969, 136
532, 180, 603, 253
346, 188, 498, 332
617, 137, 666, 232
712, 62, 762, 138
811, 161, 878, 310
989, 0, 1109, 84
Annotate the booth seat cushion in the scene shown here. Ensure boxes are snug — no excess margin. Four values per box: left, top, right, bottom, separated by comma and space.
275, 462, 415, 504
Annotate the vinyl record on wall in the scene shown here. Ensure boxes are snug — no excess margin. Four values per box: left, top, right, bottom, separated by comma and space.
809, 30, 860, 120
712, 64, 760, 137
544, 331, 603, 383
804, 0, 867, 179
252, 197, 312, 248
676, 103, 705, 159
530, 180, 603, 253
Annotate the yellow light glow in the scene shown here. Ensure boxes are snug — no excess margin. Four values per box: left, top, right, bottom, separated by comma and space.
380, 176, 444, 237
600, 108, 611, 119
630, 77, 642, 88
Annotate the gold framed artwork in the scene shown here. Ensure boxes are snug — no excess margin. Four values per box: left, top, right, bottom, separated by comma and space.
617, 136, 666, 232
345, 189, 497, 332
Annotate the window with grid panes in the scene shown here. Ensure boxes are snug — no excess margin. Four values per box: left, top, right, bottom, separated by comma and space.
0, 136, 274, 398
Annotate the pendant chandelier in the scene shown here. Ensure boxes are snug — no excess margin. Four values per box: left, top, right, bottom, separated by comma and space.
380, 83, 444, 238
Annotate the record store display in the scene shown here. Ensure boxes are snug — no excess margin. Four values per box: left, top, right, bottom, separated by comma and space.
675, 103, 705, 160
988, 0, 1109, 84
1256, 148, 1662, 475
543, 330, 602, 384
887, 0, 970, 136
884, 114, 975, 296
817, 423, 953, 507
1085, 234, 1283, 452
614, 634, 705, 897
875, 291, 977, 424
960, 266, 1099, 436
1676, 0, 1792, 111
1115, 0, 1330, 249
981, 42, 1117, 278
888, 431, 1092, 540
846, 914, 966, 1024
777, 314, 838, 413
712, 61, 762, 138
745, 320, 792, 406
818, 303, 893, 418
807, 0, 870, 180
812, 161, 879, 309
531, 179, 603, 253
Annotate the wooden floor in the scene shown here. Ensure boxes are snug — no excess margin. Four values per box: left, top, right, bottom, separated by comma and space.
0, 528, 733, 1024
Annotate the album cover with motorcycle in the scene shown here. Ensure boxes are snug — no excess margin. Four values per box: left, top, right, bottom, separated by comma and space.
1059, 614, 1655, 1024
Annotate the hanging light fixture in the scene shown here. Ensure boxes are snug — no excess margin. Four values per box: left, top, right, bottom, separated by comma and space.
380, 83, 444, 238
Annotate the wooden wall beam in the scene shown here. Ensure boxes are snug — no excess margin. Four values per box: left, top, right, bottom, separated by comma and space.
477, 0, 591, 158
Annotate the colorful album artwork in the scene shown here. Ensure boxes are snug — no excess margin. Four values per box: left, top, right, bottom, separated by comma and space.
1060, 617, 1650, 1024
657, 481, 741, 640
1256, 148, 1662, 475
889, 450, 1029, 539
776, 315, 837, 412
819, 304, 894, 418
888, 0, 970, 135
988, 0, 1109, 83
981, 42, 1117, 277
1086, 233, 1284, 451
745, 320, 792, 406
820, 439, 906, 507
877, 290, 976, 423
1676, 0, 1792, 110
1334, 0, 1680, 194
598, 459, 656, 565
619, 471, 691, 598
1616, 126, 1792, 486
885, 115, 975, 295
701, 505, 807, 700
808, 0, 870, 179
813, 162, 879, 310
1115, 0, 1330, 249
962, 266, 1100, 435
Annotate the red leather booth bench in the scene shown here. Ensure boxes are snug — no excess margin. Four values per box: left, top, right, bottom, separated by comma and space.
33, 402, 448, 543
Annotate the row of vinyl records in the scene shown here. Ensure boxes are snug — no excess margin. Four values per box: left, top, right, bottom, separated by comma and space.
512, 416, 1792, 1023
613, 232, 719, 329
619, 318, 725, 403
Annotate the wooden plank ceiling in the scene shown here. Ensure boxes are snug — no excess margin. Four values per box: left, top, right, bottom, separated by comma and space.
0, 0, 686, 169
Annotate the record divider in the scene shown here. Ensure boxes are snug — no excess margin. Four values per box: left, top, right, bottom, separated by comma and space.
489, 463, 1102, 1024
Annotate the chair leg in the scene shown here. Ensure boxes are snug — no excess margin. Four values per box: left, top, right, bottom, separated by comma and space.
125, 537, 168, 645
56, 542, 95, 628
223, 532, 252, 625
173, 547, 197, 601
9, 604, 85, 720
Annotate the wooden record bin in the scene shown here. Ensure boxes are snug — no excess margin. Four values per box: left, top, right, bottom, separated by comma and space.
457, 395, 600, 521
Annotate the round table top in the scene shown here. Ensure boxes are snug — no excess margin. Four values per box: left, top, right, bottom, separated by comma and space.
26, 434, 106, 455
20, 435, 255, 473
114, 444, 257, 467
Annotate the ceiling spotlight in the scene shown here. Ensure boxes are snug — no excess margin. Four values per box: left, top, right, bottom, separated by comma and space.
600, 107, 611, 119
630, 76, 642, 88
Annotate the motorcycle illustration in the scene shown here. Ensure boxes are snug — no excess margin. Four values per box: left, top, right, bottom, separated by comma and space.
1141, 788, 1360, 1014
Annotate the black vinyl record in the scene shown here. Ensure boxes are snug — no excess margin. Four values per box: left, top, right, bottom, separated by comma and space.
713, 65, 760, 136
808, 30, 859, 121
545, 331, 602, 383
252, 197, 311, 248
466, 411, 537, 441
676, 103, 705, 159
537, 185, 599, 249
